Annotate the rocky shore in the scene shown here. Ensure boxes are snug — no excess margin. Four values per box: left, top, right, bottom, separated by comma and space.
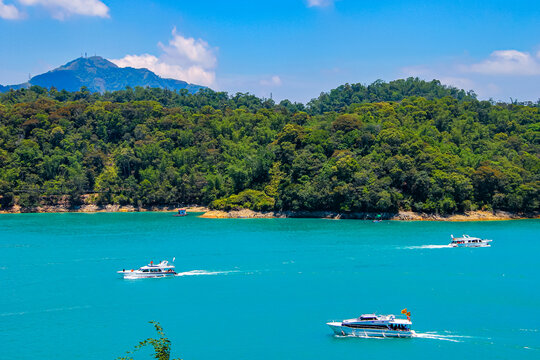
0, 204, 209, 214
1, 204, 538, 221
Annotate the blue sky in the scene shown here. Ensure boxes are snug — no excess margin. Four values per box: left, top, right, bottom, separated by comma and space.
1, 0, 539, 102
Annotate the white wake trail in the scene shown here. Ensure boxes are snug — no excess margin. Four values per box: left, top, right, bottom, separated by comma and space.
413, 331, 471, 342
176, 270, 239, 276
404, 245, 452, 249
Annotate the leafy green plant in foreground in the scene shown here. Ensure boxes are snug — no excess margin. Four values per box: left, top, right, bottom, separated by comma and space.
118, 321, 181, 360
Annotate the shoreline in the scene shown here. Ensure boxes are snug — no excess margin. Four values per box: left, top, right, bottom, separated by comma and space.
0, 205, 538, 221
0, 204, 209, 214
200, 209, 540, 221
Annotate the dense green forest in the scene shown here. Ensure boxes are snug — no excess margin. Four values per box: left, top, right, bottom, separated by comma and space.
0, 78, 538, 214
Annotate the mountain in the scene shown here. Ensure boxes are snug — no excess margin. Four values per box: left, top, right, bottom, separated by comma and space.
0, 56, 205, 93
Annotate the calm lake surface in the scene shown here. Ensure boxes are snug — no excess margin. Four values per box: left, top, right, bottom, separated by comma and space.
1, 213, 539, 359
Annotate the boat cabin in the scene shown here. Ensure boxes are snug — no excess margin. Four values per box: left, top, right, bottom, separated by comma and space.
388, 322, 410, 331
452, 239, 482, 244
138, 260, 175, 273
141, 268, 171, 273
451, 235, 485, 244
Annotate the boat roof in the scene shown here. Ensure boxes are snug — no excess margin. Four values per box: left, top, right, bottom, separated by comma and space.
140, 265, 175, 269
349, 314, 412, 324
452, 236, 482, 240
139, 261, 174, 269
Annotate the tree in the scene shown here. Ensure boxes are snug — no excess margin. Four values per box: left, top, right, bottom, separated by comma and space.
0, 80, 537, 215
118, 321, 181, 360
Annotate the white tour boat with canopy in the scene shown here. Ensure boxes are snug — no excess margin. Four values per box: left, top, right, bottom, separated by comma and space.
450, 234, 492, 247
118, 259, 177, 278
327, 309, 414, 338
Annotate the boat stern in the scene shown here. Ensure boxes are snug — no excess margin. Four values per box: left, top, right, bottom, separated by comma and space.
117, 269, 138, 278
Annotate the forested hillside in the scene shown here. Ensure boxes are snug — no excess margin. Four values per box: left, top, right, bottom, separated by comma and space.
0, 78, 538, 214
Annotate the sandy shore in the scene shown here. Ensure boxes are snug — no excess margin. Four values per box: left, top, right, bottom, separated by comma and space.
200, 209, 539, 221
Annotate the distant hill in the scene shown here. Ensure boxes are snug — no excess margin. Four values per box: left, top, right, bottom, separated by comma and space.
307, 78, 477, 114
0, 56, 205, 94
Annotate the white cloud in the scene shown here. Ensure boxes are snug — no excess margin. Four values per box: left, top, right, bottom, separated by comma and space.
462, 50, 540, 75
0, 0, 23, 19
260, 75, 282, 87
401, 48, 540, 101
306, 0, 334, 7
111, 28, 217, 87
158, 29, 216, 69
17, 0, 109, 19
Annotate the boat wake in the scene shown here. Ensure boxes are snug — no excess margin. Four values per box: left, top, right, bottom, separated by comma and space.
413, 331, 471, 342
175, 270, 239, 277
0, 305, 91, 317
403, 245, 452, 249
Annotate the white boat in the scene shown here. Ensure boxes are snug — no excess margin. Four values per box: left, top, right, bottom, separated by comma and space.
450, 234, 492, 247
327, 312, 414, 338
117, 260, 177, 278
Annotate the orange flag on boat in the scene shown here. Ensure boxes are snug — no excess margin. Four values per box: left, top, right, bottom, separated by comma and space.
401, 308, 407, 314
407, 311, 411, 316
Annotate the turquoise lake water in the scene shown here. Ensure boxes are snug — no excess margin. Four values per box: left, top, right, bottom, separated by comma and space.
0, 213, 539, 359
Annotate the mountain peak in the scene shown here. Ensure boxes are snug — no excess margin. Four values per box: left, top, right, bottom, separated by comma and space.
59, 56, 118, 71
0, 56, 204, 94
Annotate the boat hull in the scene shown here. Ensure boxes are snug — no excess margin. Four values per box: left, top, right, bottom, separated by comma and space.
117, 271, 177, 279
450, 243, 491, 248
327, 322, 414, 338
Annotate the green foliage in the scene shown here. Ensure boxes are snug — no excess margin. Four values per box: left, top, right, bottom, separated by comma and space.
0, 79, 538, 214
212, 189, 275, 211
118, 321, 181, 360
307, 78, 477, 114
